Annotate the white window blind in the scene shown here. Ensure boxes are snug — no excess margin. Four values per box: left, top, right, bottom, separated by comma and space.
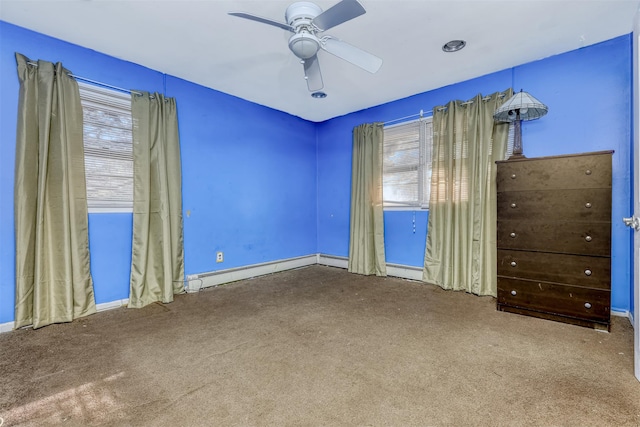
383, 118, 433, 209
78, 82, 133, 212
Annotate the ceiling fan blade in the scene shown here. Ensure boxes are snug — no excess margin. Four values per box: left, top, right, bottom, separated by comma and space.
312, 0, 366, 31
321, 37, 382, 73
303, 55, 324, 92
228, 12, 294, 32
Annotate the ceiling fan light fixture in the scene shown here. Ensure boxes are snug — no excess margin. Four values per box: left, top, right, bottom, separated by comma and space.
442, 39, 466, 53
289, 32, 320, 59
311, 91, 327, 98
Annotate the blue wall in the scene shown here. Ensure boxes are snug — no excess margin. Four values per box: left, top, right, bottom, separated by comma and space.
0, 21, 317, 324
0, 21, 634, 323
317, 36, 633, 313
167, 75, 318, 273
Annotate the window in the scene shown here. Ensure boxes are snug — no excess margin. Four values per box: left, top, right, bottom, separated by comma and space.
78, 82, 133, 213
383, 118, 514, 209
383, 118, 433, 209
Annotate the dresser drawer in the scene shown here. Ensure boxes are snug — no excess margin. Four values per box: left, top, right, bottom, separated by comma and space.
497, 188, 611, 222
497, 277, 610, 321
497, 249, 610, 290
496, 153, 612, 192
497, 220, 611, 256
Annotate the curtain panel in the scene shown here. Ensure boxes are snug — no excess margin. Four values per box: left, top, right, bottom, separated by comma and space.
14, 53, 96, 329
348, 123, 387, 276
423, 89, 513, 296
129, 92, 185, 308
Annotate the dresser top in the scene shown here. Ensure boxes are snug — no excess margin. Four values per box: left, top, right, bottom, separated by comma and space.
496, 150, 614, 164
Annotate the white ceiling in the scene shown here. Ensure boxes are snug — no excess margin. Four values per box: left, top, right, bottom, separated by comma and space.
1, 0, 639, 122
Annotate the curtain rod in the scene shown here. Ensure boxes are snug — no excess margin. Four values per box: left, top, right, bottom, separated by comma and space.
26, 61, 143, 96
383, 109, 432, 127
383, 93, 507, 126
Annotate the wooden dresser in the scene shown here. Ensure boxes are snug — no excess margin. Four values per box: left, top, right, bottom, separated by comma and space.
495, 151, 613, 330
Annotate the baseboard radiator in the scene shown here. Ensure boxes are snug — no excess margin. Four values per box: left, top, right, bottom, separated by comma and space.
0, 254, 631, 333
184, 254, 318, 293
184, 253, 426, 293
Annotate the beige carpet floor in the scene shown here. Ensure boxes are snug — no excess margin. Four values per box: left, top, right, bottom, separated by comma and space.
0, 265, 638, 426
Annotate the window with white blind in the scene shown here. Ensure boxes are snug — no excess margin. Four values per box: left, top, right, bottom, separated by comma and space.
78, 82, 133, 213
383, 118, 514, 209
382, 118, 433, 209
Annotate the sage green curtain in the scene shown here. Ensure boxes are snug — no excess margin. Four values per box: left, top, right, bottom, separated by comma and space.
348, 123, 387, 276
423, 89, 513, 296
129, 92, 185, 308
14, 53, 96, 329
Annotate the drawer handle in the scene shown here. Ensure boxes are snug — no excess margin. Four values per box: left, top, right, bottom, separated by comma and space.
511, 290, 517, 296
585, 235, 592, 242
584, 302, 592, 309
585, 202, 592, 208
510, 203, 517, 208
510, 261, 517, 267
511, 174, 516, 179
584, 269, 592, 276
585, 169, 592, 175
510, 232, 517, 238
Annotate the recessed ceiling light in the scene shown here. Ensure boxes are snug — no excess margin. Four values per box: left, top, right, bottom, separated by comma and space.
442, 40, 466, 53
311, 91, 327, 98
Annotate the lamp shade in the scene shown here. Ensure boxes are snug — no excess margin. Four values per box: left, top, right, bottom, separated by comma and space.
493, 90, 548, 122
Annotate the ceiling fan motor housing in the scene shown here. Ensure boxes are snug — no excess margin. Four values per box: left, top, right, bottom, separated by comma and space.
285, 2, 322, 27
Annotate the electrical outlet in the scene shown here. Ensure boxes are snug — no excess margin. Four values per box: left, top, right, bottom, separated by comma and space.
216, 251, 224, 263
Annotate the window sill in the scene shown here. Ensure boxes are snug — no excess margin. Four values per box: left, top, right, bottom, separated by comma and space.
88, 207, 133, 214
383, 207, 429, 212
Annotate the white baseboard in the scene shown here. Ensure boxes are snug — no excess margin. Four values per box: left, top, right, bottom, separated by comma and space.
0, 321, 14, 333
386, 263, 423, 281
0, 299, 130, 334
96, 299, 129, 312
185, 254, 318, 292
611, 310, 629, 318
317, 254, 348, 269
317, 254, 423, 281
611, 309, 633, 326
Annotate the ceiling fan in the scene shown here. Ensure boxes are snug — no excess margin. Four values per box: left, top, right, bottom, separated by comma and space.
228, 0, 382, 92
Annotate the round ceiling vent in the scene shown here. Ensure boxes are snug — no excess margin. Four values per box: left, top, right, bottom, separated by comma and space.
442, 40, 466, 53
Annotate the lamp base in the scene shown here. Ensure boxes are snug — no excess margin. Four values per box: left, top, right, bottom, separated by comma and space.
509, 117, 525, 160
